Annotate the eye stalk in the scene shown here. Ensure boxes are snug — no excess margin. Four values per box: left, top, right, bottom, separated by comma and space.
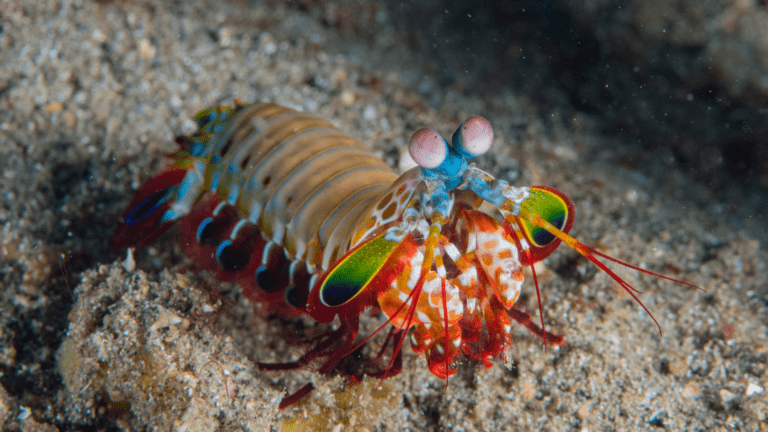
408, 117, 495, 181
408, 128, 447, 169
452, 116, 493, 158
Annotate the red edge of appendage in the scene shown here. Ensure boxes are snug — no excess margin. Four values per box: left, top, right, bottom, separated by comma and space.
507, 217, 551, 352
279, 383, 315, 409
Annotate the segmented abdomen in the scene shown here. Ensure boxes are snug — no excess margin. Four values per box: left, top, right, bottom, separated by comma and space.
113, 102, 403, 314
207, 103, 398, 258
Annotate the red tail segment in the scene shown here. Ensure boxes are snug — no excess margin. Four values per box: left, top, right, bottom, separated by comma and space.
112, 167, 307, 319
110, 169, 187, 250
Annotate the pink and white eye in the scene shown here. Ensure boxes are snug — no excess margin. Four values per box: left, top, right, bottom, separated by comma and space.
457, 116, 494, 157
408, 128, 447, 169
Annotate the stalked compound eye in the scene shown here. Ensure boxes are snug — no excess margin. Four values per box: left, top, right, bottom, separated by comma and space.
452, 116, 494, 158
408, 128, 447, 169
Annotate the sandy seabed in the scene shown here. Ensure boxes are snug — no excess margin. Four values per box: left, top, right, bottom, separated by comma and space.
1, 0, 766, 431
